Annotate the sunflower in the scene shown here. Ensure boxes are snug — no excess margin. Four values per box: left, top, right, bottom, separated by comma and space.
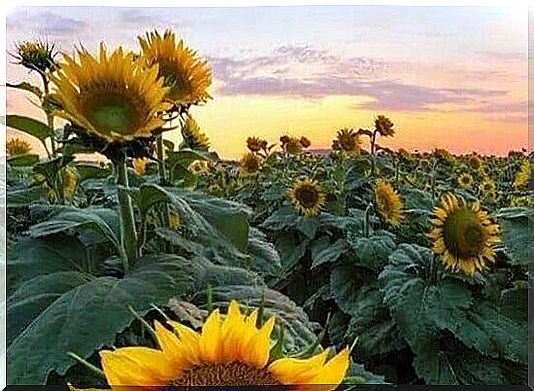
281, 136, 303, 155
434, 148, 455, 164
468, 154, 482, 170
179, 116, 210, 151
479, 178, 496, 193
458, 173, 473, 189
375, 115, 395, 137
332, 128, 360, 155
288, 178, 326, 218
94, 300, 349, 388
169, 212, 181, 230
138, 29, 212, 107
513, 160, 529, 188
6, 138, 31, 156
299, 136, 312, 149
12, 40, 57, 74
246, 136, 268, 153
374, 180, 404, 227
132, 158, 150, 176
50, 44, 170, 143
240, 152, 261, 175
429, 194, 500, 277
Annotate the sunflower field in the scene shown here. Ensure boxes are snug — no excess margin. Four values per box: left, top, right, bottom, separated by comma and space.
5, 30, 531, 387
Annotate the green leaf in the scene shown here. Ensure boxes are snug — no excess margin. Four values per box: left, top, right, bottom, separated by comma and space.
276, 236, 309, 271
7, 255, 194, 384
75, 164, 111, 182
296, 216, 320, 239
311, 237, 349, 269
8, 153, 40, 166
7, 115, 54, 140
496, 207, 532, 265
7, 81, 43, 98
8, 186, 47, 207
261, 205, 297, 232
347, 230, 396, 270
330, 263, 376, 315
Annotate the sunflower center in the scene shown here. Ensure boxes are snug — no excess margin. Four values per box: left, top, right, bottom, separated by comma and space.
86, 95, 139, 135
443, 208, 486, 258
165, 362, 282, 387
295, 185, 319, 208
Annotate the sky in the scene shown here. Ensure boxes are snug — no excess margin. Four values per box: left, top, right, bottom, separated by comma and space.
5, 6, 529, 159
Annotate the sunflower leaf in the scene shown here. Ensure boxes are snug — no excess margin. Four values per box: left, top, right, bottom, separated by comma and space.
6, 115, 54, 140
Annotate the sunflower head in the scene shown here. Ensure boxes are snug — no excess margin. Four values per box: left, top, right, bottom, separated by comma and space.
281, 136, 303, 155
468, 154, 482, 170
458, 173, 473, 189
513, 159, 530, 188
288, 178, 326, 218
374, 180, 404, 227
132, 157, 150, 176
480, 178, 496, 193
434, 148, 455, 164
511, 195, 531, 207
419, 158, 430, 169
240, 152, 261, 175
375, 115, 395, 137
12, 40, 57, 73
50, 44, 170, 144
97, 300, 349, 388
299, 136, 312, 149
169, 212, 181, 230
6, 138, 31, 156
332, 128, 360, 155
246, 136, 268, 153
138, 29, 212, 107
189, 160, 210, 174
429, 194, 500, 277
180, 116, 210, 151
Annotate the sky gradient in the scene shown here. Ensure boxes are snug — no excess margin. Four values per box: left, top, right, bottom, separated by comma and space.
6, 6, 528, 159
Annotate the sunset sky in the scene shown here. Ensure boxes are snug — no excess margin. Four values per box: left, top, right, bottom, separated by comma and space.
6, 6, 528, 159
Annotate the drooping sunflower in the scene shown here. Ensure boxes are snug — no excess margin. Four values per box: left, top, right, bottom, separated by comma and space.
12, 40, 57, 74
429, 194, 500, 277
288, 178, 326, 218
513, 159, 529, 188
132, 157, 150, 176
457, 173, 473, 189
281, 136, 304, 155
246, 136, 268, 153
179, 116, 210, 151
375, 115, 395, 137
6, 137, 31, 156
49, 44, 170, 143
240, 152, 261, 175
299, 136, 312, 149
138, 29, 212, 107
374, 180, 404, 228
94, 300, 349, 388
332, 128, 360, 155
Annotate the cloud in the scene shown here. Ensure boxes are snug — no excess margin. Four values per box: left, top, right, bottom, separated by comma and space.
7, 10, 87, 36
208, 45, 508, 111
119, 9, 192, 30
462, 101, 527, 113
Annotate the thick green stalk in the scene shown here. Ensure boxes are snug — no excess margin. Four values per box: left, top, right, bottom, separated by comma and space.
116, 157, 138, 269
156, 134, 166, 185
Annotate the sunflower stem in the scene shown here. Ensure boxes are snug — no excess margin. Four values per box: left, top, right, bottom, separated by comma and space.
116, 156, 138, 270
156, 134, 167, 185
67, 352, 105, 379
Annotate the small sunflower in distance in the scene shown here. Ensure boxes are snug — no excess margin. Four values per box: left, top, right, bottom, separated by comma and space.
95, 300, 349, 388
332, 128, 360, 155
6, 138, 31, 156
468, 154, 482, 170
246, 136, 268, 153
50, 44, 170, 143
180, 116, 210, 151
281, 136, 303, 155
132, 157, 150, 176
458, 173, 473, 189
299, 136, 312, 149
240, 152, 261, 175
375, 115, 395, 137
138, 29, 212, 107
374, 180, 404, 228
12, 40, 57, 74
429, 194, 500, 277
479, 178, 496, 193
289, 178, 326, 218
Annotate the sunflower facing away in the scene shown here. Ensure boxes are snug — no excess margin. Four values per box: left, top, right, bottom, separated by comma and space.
246, 136, 268, 153
93, 300, 349, 388
281, 136, 304, 155
375, 115, 395, 137
240, 152, 261, 175
289, 178, 326, 218
50, 44, 170, 143
429, 193, 500, 277
179, 116, 210, 151
374, 180, 404, 228
332, 128, 360, 155
6, 138, 31, 156
138, 29, 212, 107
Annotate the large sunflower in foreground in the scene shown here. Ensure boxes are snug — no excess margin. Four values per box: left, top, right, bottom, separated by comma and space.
289, 178, 326, 218
138, 30, 212, 107
374, 180, 404, 228
50, 44, 170, 143
429, 194, 500, 277
95, 301, 349, 388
